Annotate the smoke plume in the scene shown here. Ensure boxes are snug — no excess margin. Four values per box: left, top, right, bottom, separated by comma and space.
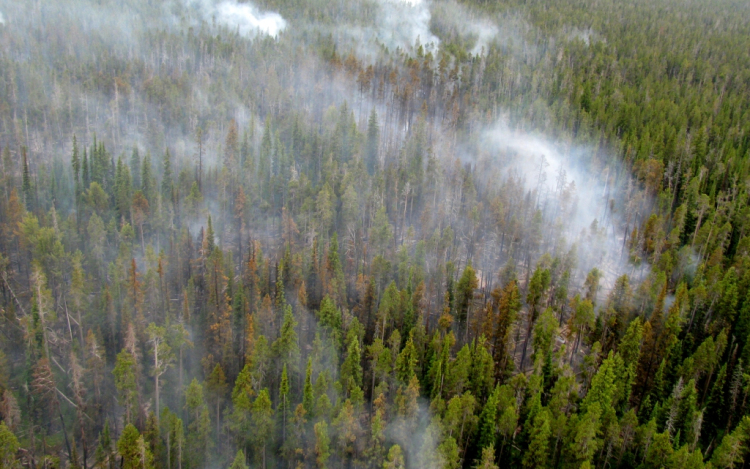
474, 121, 646, 291
184, 0, 286, 37
377, 0, 439, 52
214, 0, 286, 37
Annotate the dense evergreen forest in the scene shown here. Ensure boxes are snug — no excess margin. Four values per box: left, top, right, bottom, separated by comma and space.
2, 0, 750, 467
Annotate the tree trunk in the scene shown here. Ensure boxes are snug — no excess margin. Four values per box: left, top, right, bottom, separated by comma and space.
155, 374, 160, 420
155, 345, 161, 420
166, 431, 171, 469
140, 223, 145, 257
216, 400, 221, 442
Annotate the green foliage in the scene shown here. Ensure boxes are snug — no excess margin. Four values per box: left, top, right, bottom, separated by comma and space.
522, 408, 552, 469
383, 444, 405, 469
0, 422, 20, 469
113, 349, 138, 424
118, 424, 153, 469
314, 420, 331, 468
251, 389, 275, 465
229, 450, 247, 469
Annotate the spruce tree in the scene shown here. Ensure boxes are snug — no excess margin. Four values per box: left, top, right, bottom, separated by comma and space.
303, 358, 314, 415
0, 422, 20, 469
21, 147, 33, 211
229, 450, 248, 469
366, 109, 379, 175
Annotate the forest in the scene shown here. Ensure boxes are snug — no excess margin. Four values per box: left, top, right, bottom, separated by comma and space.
1, 0, 750, 467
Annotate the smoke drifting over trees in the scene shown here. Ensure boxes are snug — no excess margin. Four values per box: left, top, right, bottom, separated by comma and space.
1, 0, 750, 468
186, 0, 287, 38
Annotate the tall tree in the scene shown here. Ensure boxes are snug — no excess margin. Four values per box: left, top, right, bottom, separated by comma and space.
146, 323, 173, 420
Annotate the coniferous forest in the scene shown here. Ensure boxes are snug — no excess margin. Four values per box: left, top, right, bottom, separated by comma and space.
2, 0, 750, 467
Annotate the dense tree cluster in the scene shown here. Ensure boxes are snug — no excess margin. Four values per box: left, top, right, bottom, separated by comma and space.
1, 0, 750, 468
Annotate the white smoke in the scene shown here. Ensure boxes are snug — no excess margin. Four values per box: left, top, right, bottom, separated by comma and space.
378, 0, 439, 52
431, 0, 500, 55
183, 0, 286, 38
467, 21, 499, 54
480, 123, 607, 238
476, 121, 642, 289
0, 11, 5, 25
214, 0, 286, 37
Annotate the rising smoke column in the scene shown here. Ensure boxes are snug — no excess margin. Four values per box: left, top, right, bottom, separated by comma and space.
475, 121, 643, 291
183, 0, 286, 38
430, 0, 501, 55
377, 0, 439, 52
214, 0, 286, 37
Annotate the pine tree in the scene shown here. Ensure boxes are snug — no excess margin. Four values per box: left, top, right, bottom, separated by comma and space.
141, 153, 155, 203
72, 136, 82, 209
491, 280, 521, 381
0, 422, 20, 469
273, 305, 300, 373
711, 416, 750, 468
332, 399, 361, 462
132, 191, 149, 255
341, 335, 363, 397
130, 147, 141, 189
314, 420, 331, 469
185, 379, 212, 469
229, 450, 248, 469
21, 147, 33, 212
521, 266, 551, 369
368, 406, 387, 466
382, 444, 405, 469
95, 420, 114, 469
143, 412, 161, 467
475, 445, 499, 469
438, 436, 461, 469
229, 363, 254, 450
225, 119, 239, 173
206, 363, 227, 442
477, 386, 500, 451
568, 402, 602, 464
616, 318, 644, 407
581, 351, 619, 415
113, 349, 138, 424
206, 245, 232, 369
366, 109, 379, 175
251, 389, 275, 468
118, 424, 153, 469
279, 364, 290, 445
82, 147, 91, 189
395, 335, 418, 385
147, 323, 173, 421
522, 408, 551, 469
115, 156, 132, 221
162, 149, 173, 201
644, 432, 674, 468
455, 263, 478, 340
325, 233, 346, 307
303, 357, 314, 415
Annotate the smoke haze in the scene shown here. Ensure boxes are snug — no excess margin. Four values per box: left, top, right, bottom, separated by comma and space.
207, 0, 286, 37
378, 0, 439, 52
